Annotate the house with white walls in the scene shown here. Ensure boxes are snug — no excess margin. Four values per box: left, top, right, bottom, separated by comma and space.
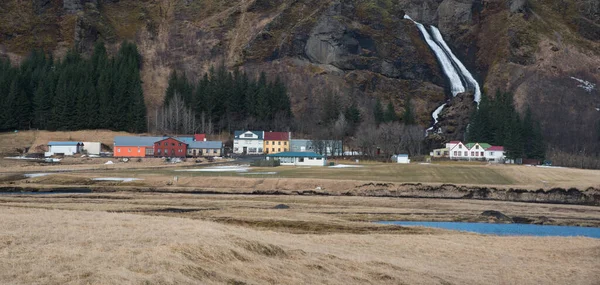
233, 130, 264, 155
266, 151, 327, 166
448, 141, 505, 162
45, 141, 83, 157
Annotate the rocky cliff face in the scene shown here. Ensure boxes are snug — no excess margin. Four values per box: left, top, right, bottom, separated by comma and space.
0, 0, 598, 151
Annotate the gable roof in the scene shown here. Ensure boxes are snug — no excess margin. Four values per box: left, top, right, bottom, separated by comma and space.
449, 142, 466, 152
267, 151, 324, 158
487, 146, 504, 151
465, 143, 492, 150
114, 136, 165, 147
48, 141, 81, 146
188, 141, 222, 149
234, 130, 264, 140
155, 137, 186, 144
264, 132, 289, 141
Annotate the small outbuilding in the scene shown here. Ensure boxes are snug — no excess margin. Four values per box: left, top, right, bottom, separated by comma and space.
187, 141, 223, 157
45, 141, 83, 157
392, 154, 410, 164
266, 151, 327, 166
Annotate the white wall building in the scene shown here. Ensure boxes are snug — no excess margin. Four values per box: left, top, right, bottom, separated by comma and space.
392, 154, 410, 164
45, 141, 83, 157
484, 146, 505, 162
448, 141, 506, 162
266, 151, 327, 166
233, 130, 264, 155
82, 142, 101, 155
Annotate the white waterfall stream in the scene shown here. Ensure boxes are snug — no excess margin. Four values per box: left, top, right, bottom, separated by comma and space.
404, 14, 481, 134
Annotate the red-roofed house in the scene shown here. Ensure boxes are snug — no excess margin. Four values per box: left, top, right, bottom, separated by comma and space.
263, 132, 291, 154
194, 134, 206, 142
485, 146, 505, 162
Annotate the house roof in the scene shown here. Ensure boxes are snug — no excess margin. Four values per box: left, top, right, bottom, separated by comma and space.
173, 136, 195, 144
448, 141, 461, 144
48, 141, 81, 146
188, 141, 222, 149
234, 130, 264, 140
465, 143, 492, 149
155, 137, 186, 144
487, 146, 504, 151
267, 151, 325, 158
114, 136, 165, 147
264, 132, 289, 141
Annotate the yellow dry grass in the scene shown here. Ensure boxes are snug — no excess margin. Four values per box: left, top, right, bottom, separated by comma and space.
0, 199, 599, 285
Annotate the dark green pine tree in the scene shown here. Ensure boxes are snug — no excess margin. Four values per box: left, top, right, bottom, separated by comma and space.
86, 84, 100, 129
2, 81, 19, 130
402, 97, 415, 125
128, 68, 147, 133
467, 92, 492, 142
32, 76, 53, 129
344, 102, 362, 135
320, 92, 340, 126
384, 101, 398, 123
504, 113, 524, 160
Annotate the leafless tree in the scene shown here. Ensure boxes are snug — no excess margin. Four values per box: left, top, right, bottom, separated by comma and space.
156, 93, 197, 135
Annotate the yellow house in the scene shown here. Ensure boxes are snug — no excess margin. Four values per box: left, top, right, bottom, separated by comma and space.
263, 132, 290, 154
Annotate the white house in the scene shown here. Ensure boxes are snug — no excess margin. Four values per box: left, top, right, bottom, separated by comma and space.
266, 151, 327, 166
233, 130, 264, 155
82, 142, 101, 155
448, 141, 469, 160
45, 141, 83, 157
484, 146, 505, 162
392, 154, 410, 164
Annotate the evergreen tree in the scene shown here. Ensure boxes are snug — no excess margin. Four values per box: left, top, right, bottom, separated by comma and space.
384, 102, 398, 123
344, 102, 362, 135
402, 97, 415, 125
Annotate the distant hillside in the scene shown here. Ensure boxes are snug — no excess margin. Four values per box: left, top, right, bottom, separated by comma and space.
0, 0, 598, 154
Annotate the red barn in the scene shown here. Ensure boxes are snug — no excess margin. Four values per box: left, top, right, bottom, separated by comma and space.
154, 137, 187, 158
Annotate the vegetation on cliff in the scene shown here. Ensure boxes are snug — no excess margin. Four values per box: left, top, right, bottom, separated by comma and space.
0, 41, 147, 132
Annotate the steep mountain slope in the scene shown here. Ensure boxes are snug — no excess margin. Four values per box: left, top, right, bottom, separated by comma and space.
0, 0, 598, 152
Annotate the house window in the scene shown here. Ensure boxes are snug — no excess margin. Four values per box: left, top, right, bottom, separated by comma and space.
464, 151, 467, 156
316, 158, 322, 160
490, 152, 494, 156
475, 152, 479, 157
158, 149, 161, 154
278, 141, 281, 145
471, 151, 474, 156
213, 149, 217, 154
266, 141, 269, 145
244, 134, 253, 138
284, 142, 287, 145
476, 145, 479, 149
164, 142, 167, 146
459, 145, 462, 149
179, 143, 182, 146
453, 151, 457, 156
171, 143, 175, 146
272, 148, 275, 152
278, 148, 281, 152
481, 152, 484, 156
117, 148, 120, 152
128, 148, 131, 152
299, 157, 304, 162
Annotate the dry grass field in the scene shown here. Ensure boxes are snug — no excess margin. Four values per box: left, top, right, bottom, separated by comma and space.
1, 193, 600, 285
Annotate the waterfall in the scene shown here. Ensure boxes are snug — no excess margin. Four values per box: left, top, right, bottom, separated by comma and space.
404, 14, 482, 135
403, 15, 466, 96
430, 27, 481, 103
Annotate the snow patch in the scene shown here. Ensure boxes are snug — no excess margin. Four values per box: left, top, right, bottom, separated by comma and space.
238, 172, 278, 175
176, 165, 250, 172
329, 164, 364, 168
24, 173, 51, 178
570, 77, 596, 93
4, 156, 38, 160
92, 177, 143, 182
104, 161, 114, 165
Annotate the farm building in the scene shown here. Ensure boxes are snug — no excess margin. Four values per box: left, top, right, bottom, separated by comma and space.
392, 154, 410, 164
154, 137, 187, 158
45, 141, 83, 157
233, 130, 264, 155
448, 141, 505, 162
264, 132, 290, 154
113, 136, 164, 158
266, 151, 327, 166
82, 142, 101, 155
187, 141, 223, 157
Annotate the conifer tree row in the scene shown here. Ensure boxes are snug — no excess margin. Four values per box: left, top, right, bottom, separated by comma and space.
0, 42, 147, 132
159, 66, 292, 134
467, 90, 545, 160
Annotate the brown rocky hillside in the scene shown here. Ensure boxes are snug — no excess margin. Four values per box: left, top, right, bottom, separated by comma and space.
0, 0, 598, 152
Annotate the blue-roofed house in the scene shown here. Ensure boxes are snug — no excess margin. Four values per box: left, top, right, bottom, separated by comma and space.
45, 141, 84, 157
187, 141, 223, 157
233, 131, 264, 155
266, 151, 327, 166
113, 136, 165, 157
